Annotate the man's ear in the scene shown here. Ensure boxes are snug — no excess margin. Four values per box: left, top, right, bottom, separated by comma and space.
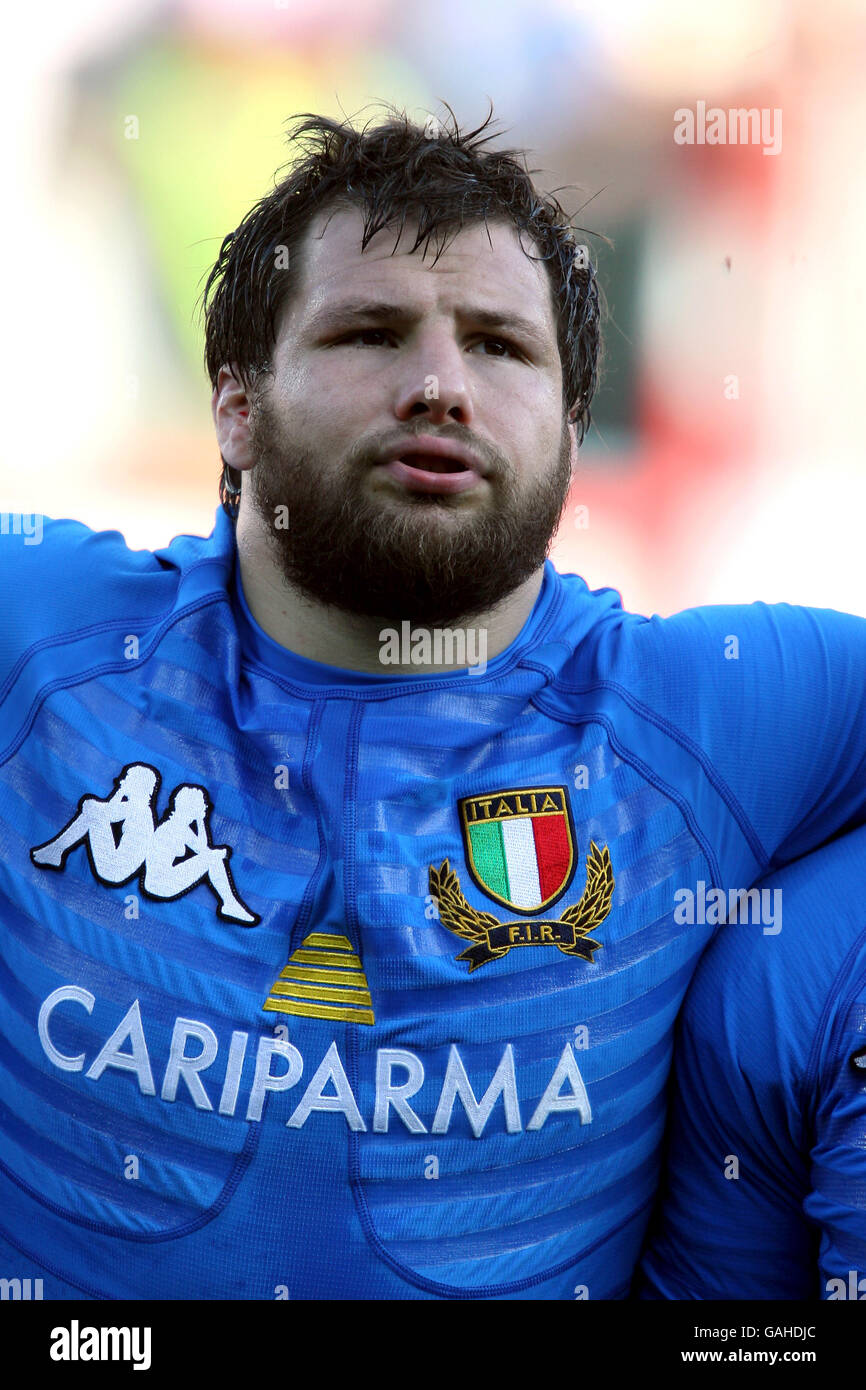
212, 365, 255, 471
567, 413, 579, 476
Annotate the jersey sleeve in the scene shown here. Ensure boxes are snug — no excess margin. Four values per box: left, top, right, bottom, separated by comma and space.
805, 904, 866, 1296
0, 517, 176, 741
638, 826, 866, 1299
627, 601, 866, 870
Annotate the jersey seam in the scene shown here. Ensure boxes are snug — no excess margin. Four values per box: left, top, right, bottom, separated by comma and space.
341, 702, 364, 961
530, 674, 768, 869
286, 698, 333, 955
0, 1120, 259, 1242
801, 922, 866, 1126
344, 1012, 656, 1299
0, 593, 229, 769
0, 1222, 109, 1300
526, 700, 725, 891
0, 613, 182, 708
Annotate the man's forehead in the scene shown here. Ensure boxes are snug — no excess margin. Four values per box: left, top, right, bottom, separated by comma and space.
291, 204, 556, 332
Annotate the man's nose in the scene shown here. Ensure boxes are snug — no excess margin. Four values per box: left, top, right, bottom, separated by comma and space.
391, 328, 475, 423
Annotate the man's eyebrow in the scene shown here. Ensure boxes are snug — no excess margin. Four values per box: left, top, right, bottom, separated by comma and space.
307, 300, 551, 348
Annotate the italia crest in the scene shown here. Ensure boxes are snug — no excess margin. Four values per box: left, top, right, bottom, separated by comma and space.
430, 786, 614, 972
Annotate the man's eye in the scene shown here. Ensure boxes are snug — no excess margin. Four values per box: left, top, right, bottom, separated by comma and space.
335, 330, 519, 357
474, 337, 518, 357
336, 329, 391, 346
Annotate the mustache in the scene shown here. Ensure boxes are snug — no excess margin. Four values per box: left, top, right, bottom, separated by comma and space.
351, 428, 501, 479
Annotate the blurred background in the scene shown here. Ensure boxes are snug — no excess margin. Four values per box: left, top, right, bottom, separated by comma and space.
2, 0, 864, 616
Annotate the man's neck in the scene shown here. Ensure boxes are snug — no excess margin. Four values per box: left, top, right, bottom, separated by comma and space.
234, 507, 545, 676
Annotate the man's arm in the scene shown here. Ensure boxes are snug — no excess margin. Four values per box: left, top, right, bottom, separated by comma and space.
628, 601, 866, 870
638, 825, 866, 1299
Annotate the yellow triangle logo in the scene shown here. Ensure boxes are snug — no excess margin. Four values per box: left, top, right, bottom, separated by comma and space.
262, 932, 374, 1026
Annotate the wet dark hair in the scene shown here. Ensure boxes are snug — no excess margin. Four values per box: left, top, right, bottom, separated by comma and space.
201, 101, 604, 515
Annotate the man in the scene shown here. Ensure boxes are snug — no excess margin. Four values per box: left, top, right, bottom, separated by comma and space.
640, 822, 866, 1301
1, 105, 865, 1301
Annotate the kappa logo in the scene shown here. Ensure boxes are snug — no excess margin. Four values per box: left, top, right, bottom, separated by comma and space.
430, 786, 614, 971
30, 762, 259, 924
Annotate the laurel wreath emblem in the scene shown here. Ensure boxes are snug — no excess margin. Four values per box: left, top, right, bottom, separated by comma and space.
429, 840, 614, 972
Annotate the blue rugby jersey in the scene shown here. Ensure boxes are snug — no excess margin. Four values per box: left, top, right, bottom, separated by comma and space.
639, 824, 866, 1301
1, 505, 866, 1301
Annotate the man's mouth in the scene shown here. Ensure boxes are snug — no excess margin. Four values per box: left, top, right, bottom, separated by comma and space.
377, 452, 485, 496
400, 453, 468, 473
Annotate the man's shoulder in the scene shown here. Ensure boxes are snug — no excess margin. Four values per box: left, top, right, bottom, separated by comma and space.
0, 509, 229, 695
543, 578, 866, 770
536, 571, 783, 709
542, 571, 807, 676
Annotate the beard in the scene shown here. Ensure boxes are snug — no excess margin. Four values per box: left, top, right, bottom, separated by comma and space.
247, 396, 573, 627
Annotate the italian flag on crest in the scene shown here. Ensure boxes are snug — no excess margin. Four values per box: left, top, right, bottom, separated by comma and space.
458, 786, 576, 915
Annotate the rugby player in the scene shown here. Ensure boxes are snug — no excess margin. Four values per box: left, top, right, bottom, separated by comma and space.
640, 821, 866, 1301
1, 106, 865, 1300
